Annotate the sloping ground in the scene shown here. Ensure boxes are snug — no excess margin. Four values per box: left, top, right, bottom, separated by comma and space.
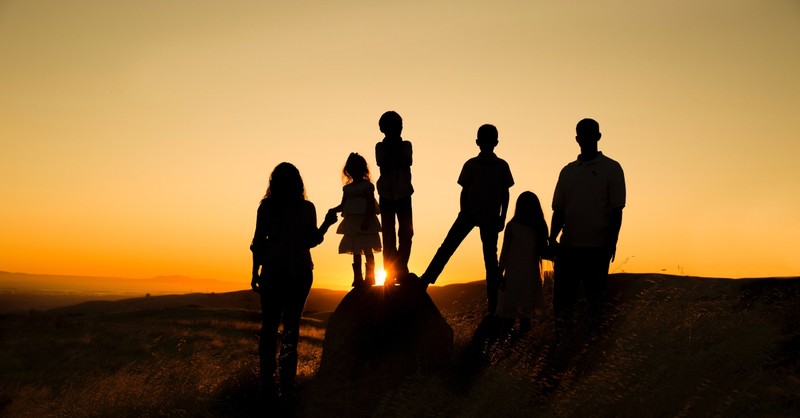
300, 274, 800, 417
1, 274, 798, 417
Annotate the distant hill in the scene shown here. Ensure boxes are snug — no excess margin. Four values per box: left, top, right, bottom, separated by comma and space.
0, 271, 243, 295
0, 268, 479, 313
37, 282, 478, 315
0, 270, 247, 312
47, 288, 349, 317
40, 280, 473, 317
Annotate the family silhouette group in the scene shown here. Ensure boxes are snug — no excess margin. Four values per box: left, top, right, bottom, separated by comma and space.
249, 112, 626, 395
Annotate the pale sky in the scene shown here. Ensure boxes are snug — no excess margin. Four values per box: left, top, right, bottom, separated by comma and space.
2, 0, 799, 291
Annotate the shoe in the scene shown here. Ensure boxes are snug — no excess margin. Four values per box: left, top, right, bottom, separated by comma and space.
415, 273, 431, 290
364, 260, 376, 286
351, 262, 364, 287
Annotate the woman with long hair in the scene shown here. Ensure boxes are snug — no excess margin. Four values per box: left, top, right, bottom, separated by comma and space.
250, 162, 337, 396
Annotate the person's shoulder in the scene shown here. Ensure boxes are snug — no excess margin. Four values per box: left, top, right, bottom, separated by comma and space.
557, 159, 580, 177
349, 181, 373, 191
299, 200, 316, 218
508, 219, 530, 234
496, 156, 513, 176
482, 152, 508, 166
463, 155, 481, 166
563, 158, 581, 169
495, 155, 511, 167
598, 153, 623, 170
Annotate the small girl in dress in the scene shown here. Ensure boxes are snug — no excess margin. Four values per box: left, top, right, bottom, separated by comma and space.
497, 191, 549, 333
331, 153, 382, 287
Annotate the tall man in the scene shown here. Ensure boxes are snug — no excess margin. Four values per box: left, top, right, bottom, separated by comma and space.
550, 118, 626, 331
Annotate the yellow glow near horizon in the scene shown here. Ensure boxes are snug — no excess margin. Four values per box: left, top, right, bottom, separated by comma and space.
374, 269, 386, 287
1, 1, 799, 293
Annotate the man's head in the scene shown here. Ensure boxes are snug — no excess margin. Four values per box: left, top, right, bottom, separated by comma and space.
476, 124, 499, 151
576, 118, 601, 144
379, 111, 403, 137
575, 118, 602, 156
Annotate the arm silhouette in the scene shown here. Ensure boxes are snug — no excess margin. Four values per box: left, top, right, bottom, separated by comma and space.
605, 208, 623, 262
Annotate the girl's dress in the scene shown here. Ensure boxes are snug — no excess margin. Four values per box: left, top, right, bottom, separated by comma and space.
497, 219, 545, 319
337, 181, 382, 255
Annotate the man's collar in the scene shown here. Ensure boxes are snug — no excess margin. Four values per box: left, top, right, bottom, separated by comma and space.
576, 151, 603, 164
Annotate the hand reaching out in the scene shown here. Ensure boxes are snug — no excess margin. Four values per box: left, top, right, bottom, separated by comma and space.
324, 209, 339, 226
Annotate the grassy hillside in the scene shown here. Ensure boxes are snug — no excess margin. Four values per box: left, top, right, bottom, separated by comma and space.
1, 274, 798, 417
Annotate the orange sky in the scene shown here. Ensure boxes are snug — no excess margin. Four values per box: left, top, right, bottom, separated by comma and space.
1, 1, 799, 291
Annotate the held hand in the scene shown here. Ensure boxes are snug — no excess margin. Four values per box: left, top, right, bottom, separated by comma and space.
250, 275, 260, 293
608, 246, 617, 263
324, 209, 338, 226
497, 217, 506, 233
548, 238, 560, 260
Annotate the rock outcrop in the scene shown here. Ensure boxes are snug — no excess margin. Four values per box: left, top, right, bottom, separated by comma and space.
318, 282, 454, 382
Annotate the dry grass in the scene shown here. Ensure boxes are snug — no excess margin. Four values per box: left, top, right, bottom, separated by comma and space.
2, 274, 799, 417
0, 308, 261, 417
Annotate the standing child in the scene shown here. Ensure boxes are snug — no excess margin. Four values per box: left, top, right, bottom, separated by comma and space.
419, 124, 514, 315
375, 111, 414, 285
497, 191, 549, 334
331, 153, 382, 287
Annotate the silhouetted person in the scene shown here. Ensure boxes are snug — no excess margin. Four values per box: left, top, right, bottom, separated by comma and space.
330, 153, 382, 287
497, 191, 549, 334
375, 111, 414, 284
550, 118, 625, 332
250, 162, 337, 396
420, 124, 514, 315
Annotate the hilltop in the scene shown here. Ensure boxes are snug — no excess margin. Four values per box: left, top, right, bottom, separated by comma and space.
1, 273, 798, 417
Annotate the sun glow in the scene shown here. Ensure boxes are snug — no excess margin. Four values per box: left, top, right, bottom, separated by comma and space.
374, 269, 386, 286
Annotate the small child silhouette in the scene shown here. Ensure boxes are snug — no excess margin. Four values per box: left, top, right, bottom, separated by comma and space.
497, 191, 549, 333
330, 153, 382, 287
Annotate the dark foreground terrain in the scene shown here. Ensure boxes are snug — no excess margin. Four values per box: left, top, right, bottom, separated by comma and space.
1, 274, 799, 417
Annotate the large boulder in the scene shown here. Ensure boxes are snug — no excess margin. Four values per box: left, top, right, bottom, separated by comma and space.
317, 282, 454, 382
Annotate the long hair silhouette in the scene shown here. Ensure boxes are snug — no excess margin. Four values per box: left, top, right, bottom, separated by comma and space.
263, 162, 306, 202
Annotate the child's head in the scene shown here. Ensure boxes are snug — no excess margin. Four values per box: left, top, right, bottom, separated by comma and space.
476, 124, 499, 151
343, 152, 371, 184
379, 111, 403, 137
264, 162, 306, 201
513, 191, 548, 238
